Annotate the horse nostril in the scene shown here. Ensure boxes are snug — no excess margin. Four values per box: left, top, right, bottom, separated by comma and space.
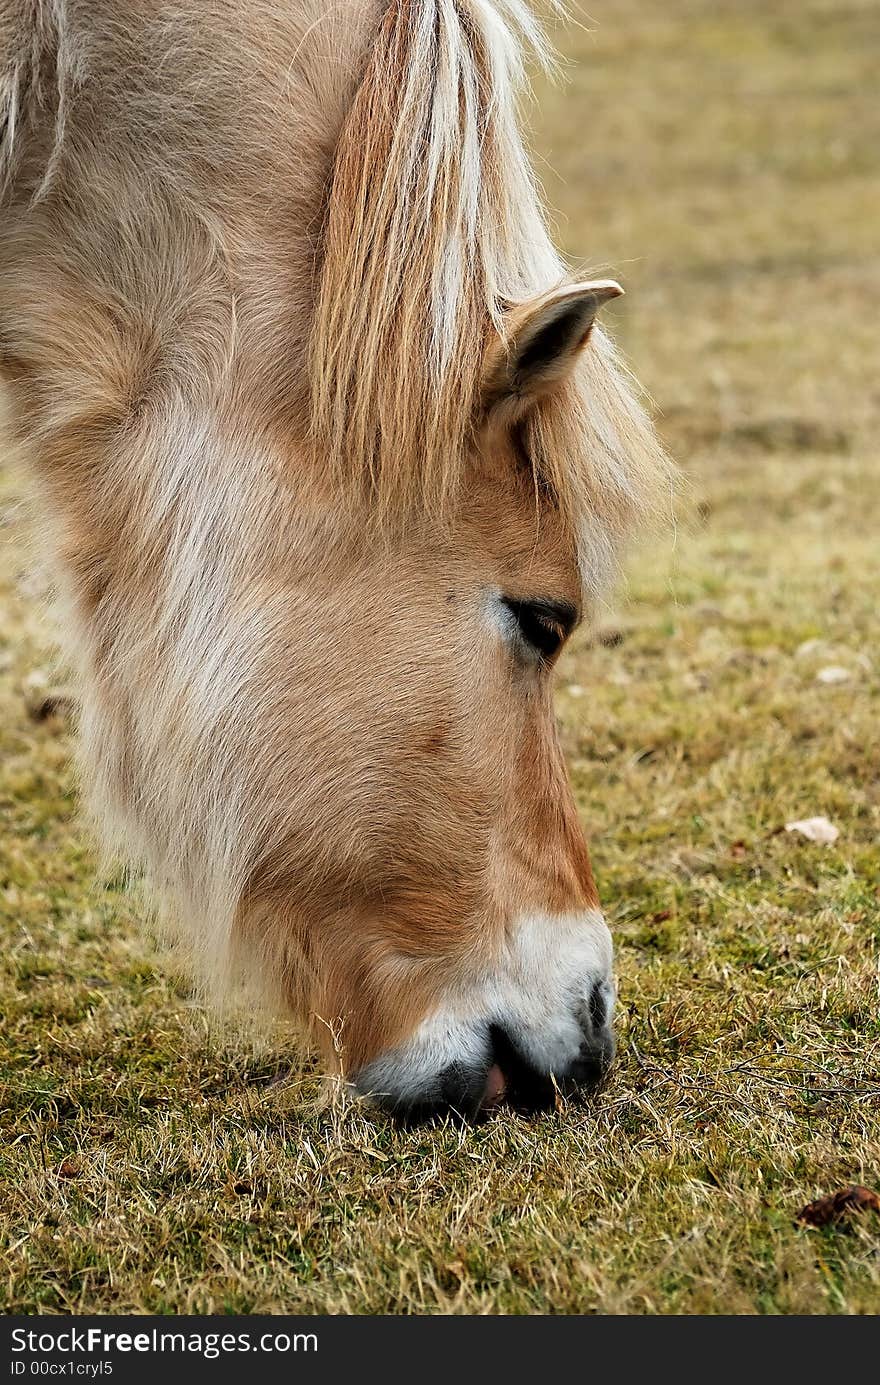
562, 1036, 616, 1094
588, 979, 608, 1031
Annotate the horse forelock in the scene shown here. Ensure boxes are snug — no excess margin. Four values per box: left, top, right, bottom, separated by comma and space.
309, 0, 670, 596
311, 0, 545, 487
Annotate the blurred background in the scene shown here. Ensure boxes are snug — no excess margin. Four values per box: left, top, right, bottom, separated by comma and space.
536, 0, 879, 912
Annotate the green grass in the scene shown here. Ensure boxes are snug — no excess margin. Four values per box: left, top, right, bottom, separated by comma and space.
2, 0, 879, 1313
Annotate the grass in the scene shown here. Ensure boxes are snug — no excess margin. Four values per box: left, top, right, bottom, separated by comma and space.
1, 0, 879, 1314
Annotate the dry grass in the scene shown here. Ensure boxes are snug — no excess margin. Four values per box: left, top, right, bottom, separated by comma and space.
1, 0, 879, 1313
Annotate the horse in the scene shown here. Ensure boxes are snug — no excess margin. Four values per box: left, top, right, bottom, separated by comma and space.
0, 0, 669, 1119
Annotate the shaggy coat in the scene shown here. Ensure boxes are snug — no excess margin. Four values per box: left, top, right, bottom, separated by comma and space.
0, 0, 669, 1109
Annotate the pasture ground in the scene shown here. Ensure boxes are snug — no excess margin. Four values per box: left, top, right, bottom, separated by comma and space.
1, 0, 878, 1313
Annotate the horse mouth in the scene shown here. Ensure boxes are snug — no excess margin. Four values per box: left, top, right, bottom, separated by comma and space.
355, 975, 617, 1124
381, 1030, 615, 1126
481, 1062, 508, 1109
477, 1021, 615, 1117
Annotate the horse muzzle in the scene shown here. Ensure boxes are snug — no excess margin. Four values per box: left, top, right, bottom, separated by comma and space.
352, 910, 616, 1121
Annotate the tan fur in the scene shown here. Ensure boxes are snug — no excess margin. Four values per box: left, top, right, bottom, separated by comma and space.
0, 0, 669, 1074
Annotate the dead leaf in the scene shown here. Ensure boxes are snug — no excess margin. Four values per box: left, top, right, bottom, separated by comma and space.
785, 816, 839, 845
796, 1186, 880, 1227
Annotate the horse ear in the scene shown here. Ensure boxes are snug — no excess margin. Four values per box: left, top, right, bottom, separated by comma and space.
481, 280, 623, 419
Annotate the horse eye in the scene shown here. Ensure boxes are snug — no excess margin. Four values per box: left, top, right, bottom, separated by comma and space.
501, 598, 577, 662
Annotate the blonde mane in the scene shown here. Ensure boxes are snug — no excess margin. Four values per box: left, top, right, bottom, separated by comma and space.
311, 0, 670, 589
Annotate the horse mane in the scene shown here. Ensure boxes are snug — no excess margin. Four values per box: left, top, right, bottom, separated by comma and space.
311, 0, 671, 589
0, 1, 76, 202
2, 0, 670, 597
